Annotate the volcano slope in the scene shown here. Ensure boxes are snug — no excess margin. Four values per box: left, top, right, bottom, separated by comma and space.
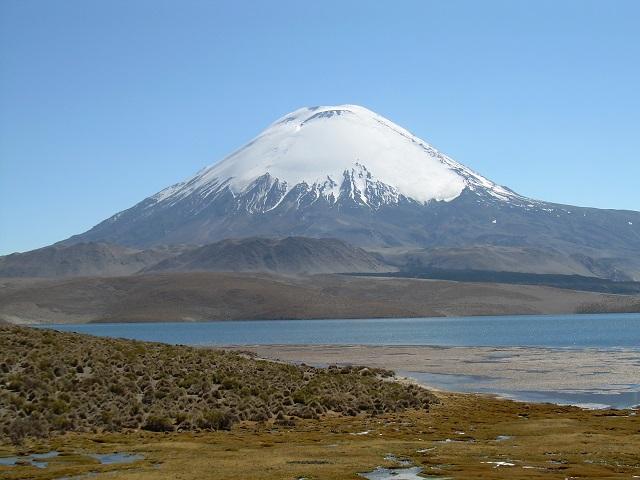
60, 104, 640, 281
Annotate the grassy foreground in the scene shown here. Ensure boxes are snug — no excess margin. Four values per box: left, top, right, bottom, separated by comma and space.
1, 326, 639, 479
1, 393, 639, 479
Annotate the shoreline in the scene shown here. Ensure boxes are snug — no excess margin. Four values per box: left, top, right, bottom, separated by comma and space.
13, 309, 640, 325
225, 344, 640, 410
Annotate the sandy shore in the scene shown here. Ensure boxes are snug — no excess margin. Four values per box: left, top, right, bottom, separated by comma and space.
229, 345, 640, 400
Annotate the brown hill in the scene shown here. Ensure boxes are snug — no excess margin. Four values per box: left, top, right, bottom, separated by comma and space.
0, 272, 637, 324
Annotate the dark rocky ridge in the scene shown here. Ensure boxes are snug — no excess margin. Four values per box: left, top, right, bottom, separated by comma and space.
144, 236, 393, 275
0, 237, 393, 278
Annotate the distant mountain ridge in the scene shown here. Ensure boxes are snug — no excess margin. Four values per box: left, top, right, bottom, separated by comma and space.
0, 237, 393, 278
0, 242, 179, 278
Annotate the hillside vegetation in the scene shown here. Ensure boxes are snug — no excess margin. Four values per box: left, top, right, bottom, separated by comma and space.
0, 326, 434, 444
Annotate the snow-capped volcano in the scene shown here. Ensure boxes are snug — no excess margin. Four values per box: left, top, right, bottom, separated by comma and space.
151, 104, 517, 211
62, 104, 640, 281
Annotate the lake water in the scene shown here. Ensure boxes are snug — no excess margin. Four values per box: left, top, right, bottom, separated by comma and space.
39, 313, 640, 409
42, 313, 640, 348
404, 371, 640, 410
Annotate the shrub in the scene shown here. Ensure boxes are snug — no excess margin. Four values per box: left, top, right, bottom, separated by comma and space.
197, 409, 235, 431
8, 416, 48, 445
143, 415, 174, 432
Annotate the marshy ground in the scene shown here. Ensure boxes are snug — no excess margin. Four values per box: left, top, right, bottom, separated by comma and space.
1, 392, 639, 479
1, 326, 639, 479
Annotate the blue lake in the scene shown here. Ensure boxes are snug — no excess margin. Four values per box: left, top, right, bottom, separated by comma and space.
40, 313, 640, 348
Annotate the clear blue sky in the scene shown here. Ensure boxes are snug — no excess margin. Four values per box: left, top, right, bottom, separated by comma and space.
1, 0, 639, 255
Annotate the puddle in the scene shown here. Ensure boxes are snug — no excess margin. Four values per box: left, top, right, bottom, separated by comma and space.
0, 451, 143, 470
0, 457, 22, 467
359, 466, 427, 479
361, 452, 451, 480
89, 452, 144, 464
495, 435, 513, 441
0, 451, 59, 469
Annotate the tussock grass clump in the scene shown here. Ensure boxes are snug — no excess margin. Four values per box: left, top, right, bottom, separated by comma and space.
0, 326, 435, 443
